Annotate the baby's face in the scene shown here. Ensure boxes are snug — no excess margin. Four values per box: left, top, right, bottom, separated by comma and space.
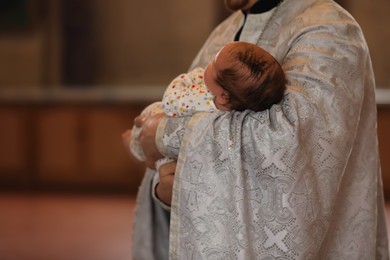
204, 48, 232, 111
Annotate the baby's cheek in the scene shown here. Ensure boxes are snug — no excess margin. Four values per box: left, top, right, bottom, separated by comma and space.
214, 98, 222, 110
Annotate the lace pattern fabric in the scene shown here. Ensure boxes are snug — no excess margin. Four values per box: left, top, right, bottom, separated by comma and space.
163, 0, 390, 258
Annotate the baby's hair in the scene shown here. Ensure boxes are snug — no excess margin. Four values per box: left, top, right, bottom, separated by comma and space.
216, 42, 286, 112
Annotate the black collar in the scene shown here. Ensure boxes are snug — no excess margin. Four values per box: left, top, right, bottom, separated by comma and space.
248, 0, 283, 14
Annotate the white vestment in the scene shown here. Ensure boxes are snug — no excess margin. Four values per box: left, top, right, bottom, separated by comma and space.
132, 0, 390, 259
158, 0, 390, 259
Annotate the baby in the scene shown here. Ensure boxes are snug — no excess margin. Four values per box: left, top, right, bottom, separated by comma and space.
125, 41, 286, 168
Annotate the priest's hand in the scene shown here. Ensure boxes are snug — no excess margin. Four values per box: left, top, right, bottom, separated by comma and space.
121, 129, 132, 153
137, 112, 166, 170
156, 161, 176, 206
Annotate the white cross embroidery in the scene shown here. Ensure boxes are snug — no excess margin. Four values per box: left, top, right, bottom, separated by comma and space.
263, 226, 288, 252
318, 138, 341, 161
261, 148, 287, 171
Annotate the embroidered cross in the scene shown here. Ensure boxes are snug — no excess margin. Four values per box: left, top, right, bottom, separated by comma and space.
318, 138, 341, 161
263, 226, 288, 252
261, 148, 287, 171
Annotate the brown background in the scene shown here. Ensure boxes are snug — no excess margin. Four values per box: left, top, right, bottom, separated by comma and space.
0, 0, 389, 196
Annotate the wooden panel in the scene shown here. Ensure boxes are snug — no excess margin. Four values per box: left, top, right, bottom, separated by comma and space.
0, 103, 147, 191
84, 106, 144, 185
0, 107, 29, 181
36, 106, 82, 181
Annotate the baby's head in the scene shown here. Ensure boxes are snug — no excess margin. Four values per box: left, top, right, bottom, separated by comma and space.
204, 41, 286, 112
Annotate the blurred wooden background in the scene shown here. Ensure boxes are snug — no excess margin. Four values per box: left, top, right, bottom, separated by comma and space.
0, 0, 389, 196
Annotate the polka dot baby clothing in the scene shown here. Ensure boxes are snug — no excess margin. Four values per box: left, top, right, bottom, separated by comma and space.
162, 67, 217, 117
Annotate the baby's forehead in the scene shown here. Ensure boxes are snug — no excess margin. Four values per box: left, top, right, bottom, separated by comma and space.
218, 45, 249, 67
216, 44, 242, 64
214, 51, 241, 73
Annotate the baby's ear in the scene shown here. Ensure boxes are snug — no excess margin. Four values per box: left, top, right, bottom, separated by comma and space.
220, 91, 230, 105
